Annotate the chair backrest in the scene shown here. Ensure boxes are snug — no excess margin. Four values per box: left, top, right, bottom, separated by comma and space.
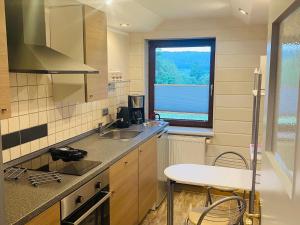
197, 196, 247, 225
212, 151, 249, 170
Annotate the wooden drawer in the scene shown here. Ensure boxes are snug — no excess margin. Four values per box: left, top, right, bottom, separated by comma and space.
110, 149, 139, 225
26, 203, 60, 225
138, 137, 157, 222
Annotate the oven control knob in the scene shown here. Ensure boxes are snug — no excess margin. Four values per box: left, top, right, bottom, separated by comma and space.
76, 195, 84, 204
95, 182, 101, 189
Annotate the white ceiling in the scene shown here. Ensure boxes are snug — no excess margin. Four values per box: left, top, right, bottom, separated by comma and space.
79, 0, 270, 32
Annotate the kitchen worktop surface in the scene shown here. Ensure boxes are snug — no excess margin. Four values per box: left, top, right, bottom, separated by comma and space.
4, 122, 167, 225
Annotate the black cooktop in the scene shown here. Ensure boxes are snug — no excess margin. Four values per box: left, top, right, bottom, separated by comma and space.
17, 150, 101, 176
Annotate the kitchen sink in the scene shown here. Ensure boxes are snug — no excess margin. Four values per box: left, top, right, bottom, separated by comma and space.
99, 130, 142, 140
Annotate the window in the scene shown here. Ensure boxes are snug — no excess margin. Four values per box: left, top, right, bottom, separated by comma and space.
271, 6, 300, 184
148, 39, 215, 127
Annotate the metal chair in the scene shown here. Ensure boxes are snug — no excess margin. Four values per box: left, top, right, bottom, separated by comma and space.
205, 152, 249, 225
186, 196, 247, 225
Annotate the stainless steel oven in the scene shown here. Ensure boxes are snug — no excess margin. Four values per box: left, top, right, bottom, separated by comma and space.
61, 169, 110, 225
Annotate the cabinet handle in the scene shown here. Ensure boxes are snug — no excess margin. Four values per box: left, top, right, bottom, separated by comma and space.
124, 161, 128, 165
89, 94, 93, 98
1, 108, 7, 112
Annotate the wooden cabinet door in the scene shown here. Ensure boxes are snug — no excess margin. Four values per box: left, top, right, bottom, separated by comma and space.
83, 6, 108, 102
138, 137, 157, 222
26, 203, 60, 225
110, 149, 139, 225
0, 0, 11, 119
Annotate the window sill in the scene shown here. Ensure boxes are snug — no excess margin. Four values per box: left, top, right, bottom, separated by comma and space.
166, 126, 214, 137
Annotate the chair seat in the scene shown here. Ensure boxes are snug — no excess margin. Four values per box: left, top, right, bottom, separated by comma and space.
188, 208, 230, 225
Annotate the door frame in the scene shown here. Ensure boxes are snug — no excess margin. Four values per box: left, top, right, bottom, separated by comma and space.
263, 1, 300, 198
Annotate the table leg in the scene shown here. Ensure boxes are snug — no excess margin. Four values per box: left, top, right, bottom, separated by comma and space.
167, 179, 175, 225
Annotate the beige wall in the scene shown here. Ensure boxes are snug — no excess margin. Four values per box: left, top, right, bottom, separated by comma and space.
0, 29, 130, 163
107, 28, 130, 80
128, 17, 267, 163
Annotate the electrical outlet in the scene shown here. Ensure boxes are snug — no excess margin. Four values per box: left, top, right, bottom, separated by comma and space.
102, 108, 109, 116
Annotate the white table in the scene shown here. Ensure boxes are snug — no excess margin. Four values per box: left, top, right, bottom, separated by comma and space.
164, 164, 253, 225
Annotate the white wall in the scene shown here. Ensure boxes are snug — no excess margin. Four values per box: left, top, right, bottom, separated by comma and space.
128, 17, 267, 163
107, 28, 130, 80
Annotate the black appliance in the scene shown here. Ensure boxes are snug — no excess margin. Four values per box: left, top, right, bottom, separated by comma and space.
61, 170, 110, 225
116, 107, 131, 128
128, 95, 145, 124
50, 146, 87, 162
17, 148, 101, 176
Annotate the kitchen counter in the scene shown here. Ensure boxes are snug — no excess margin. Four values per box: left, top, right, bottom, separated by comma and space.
4, 122, 168, 225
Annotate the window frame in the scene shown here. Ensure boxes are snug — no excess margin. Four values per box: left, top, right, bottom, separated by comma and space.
148, 38, 216, 128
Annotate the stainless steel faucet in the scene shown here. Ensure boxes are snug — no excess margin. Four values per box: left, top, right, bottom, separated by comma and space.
98, 118, 123, 134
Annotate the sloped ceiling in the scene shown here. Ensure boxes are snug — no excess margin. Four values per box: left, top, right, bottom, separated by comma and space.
79, 0, 269, 32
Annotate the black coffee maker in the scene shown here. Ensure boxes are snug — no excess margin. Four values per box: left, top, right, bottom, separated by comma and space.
128, 95, 145, 124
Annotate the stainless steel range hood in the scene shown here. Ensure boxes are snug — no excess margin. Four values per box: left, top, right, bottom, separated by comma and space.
5, 0, 99, 74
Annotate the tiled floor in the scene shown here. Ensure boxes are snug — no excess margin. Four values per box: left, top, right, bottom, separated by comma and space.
141, 190, 260, 225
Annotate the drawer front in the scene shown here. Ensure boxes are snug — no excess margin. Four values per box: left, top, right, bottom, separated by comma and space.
110, 149, 139, 225
139, 137, 157, 222
26, 203, 60, 225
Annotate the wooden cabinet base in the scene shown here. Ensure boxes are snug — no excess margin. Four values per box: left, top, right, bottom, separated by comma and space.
110, 149, 139, 225
138, 137, 157, 222
25, 203, 60, 225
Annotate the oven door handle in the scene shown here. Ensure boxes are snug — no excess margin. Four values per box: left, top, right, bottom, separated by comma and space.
66, 191, 112, 225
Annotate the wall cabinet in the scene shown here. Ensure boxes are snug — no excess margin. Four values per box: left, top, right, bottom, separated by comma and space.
110, 149, 139, 225
25, 203, 60, 225
49, 4, 86, 104
109, 137, 158, 225
84, 6, 108, 102
49, 4, 108, 104
0, 0, 11, 119
138, 136, 157, 222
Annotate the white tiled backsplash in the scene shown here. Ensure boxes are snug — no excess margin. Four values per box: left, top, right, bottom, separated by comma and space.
1, 73, 129, 163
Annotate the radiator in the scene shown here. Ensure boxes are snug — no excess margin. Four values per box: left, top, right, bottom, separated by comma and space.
168, 135, 206, 165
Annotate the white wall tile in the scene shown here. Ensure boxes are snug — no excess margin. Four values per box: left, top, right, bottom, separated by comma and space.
1, 119, 9, 135
29, 113, 39, 127
17, 74, 28, 86
20, 143, 31, 156
62, 106, 69, 119
48, 134, 56, 146
19, 114, 30, 130
28, 86, 38, 100
38, 111, 47, 124
9, 73, 17, 87
8, 117, 19, 133
11, 102, 19, 117
55, 120, 63, 132
28, 99, 38, 114
30, 140, 40, 152
10, 87, 18, 102
17, 86, 29, 101
10, 146, 21, 160
2, 150, 11, 163
39, 137, 48, 149
27, 74, 37, 85
47, 97, 55, 110
19, 101, 29, 115
48, 122, 56, 134
47, 110, 56, 123
37, 85, 47, 98
55, 108, 63, 121
38, 98, 47, 112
